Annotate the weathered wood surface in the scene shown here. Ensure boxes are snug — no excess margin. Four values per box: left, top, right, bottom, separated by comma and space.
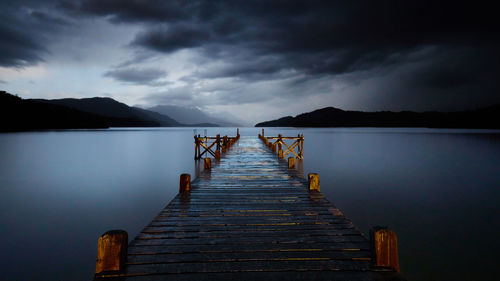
96, 137, 403, 280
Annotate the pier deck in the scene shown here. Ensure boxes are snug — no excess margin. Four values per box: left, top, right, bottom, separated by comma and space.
96, 136, 403, 280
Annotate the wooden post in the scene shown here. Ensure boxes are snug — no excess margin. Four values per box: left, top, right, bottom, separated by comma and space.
371, 227, 400, 272
194, 136, 198, 160
179, 173, 191, 193
95, 230, 128, 275
288, 157, 295, 169
278, 134, 283, 158
308, 173, 320, 191
215, 134, 221, 159
262, 128, 264, 137
204, 158, 211, 170
197, 134, 201, 159
237, 128, 239, 137
299, 134, 304, 159
272, 143, 277, 152
222, 136, 228, 152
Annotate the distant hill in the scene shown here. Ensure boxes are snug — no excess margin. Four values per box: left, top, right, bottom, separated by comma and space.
33, 97, 180, 127
1, 91, 108, 131
255, 106, 500, 129
148, 105, 240, 127
0, 91, 220, 131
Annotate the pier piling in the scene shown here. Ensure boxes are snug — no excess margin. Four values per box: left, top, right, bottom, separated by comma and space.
308, 173, 320, 191
204, 158, 211, 170
95, 230, 128, 276
371, 226, 400, 272
179, 173, 191, 193
288, 157, 295, 169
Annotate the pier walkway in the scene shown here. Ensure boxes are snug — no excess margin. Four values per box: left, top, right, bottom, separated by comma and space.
95, 136, 403, 280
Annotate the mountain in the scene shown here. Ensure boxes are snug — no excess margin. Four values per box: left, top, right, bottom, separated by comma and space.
33, 97, 180, 127
255, 106, 500, 129
1, 91, 108, 131
0, 90, 224, 131
148, 105, 241, 127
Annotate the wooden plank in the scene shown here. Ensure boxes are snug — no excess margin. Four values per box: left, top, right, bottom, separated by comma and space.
127, 250, 372, 264
127, 242, 372, 254
96, 271, 397, 281
130, 235, 368, 246
124, 259, 372, 274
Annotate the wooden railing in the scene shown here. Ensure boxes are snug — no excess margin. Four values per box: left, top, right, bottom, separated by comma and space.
194, 129, 240, 160
258, 129, 304, 159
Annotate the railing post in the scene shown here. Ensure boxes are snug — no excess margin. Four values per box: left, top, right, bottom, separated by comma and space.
237, 128, 240, 137
95, 230, 128, 276
197, 134, 201, 159
179, 173, 191, 193
288, 157, 295, 169
370, 227, 400, 272
215, 134, 221, 159
299, 134, 304, 159
204, 158, 211, 170
223, 136, 229, 152
262, 128, 264, 137
308, 173, 320, 191
194, 136, 198, 160
278, 134, 283, 158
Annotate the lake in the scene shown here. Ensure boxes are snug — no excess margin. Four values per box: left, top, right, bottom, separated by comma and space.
1, 127, 499, 281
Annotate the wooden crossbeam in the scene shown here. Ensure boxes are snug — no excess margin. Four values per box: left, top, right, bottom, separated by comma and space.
282, 140, 300, 159
264, 135, 303, 160
199, 141, 216, 158
194, 129, 240, 159
265, 137, 300, 140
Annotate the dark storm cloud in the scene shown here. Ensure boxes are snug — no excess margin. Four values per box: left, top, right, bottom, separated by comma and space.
104, 67, 168, 86
0, 24, 45, 67
414, 46, 500, 91
84, 0, 499, 111
9, 0, 499, 79
0, 0, 69, 67
70, 1, 499, 68
2, 0, 499, 111
62, 0, 194, 23
132, 24, 211, 53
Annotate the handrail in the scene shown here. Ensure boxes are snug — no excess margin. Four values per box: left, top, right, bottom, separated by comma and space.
194, 129, 240, 160
258, 129, 303, 159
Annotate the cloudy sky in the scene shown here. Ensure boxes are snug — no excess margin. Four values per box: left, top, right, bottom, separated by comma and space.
1, 0, 499, 124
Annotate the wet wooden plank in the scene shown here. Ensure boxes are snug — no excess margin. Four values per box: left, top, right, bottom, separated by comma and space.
100, 271, 397, 281
124, 259, 373, 274
127, 242, 372, 254
127, 250, 372, 264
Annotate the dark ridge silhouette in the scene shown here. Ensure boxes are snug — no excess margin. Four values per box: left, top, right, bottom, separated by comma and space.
1, 91, 109, 131
147, 105, 238, 127
35, 97, 219, 127
255, 106, 500, 129
33, 97, 179, 127
1, 91, 219, 132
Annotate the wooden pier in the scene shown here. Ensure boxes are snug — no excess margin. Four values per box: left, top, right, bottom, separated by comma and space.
94, 132, 403, 281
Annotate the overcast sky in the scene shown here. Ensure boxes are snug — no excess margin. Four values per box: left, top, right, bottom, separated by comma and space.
1, 0, 499, 124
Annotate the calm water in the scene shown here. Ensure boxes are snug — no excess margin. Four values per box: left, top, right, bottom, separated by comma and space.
0, 127, 499, 281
